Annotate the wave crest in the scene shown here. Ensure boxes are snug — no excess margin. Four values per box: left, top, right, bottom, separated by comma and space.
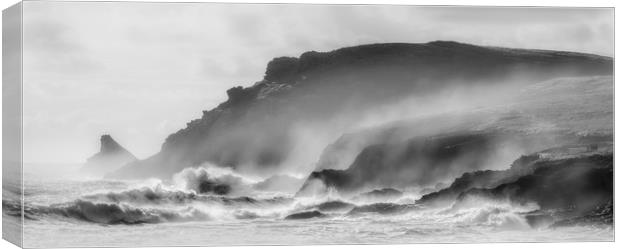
172, 165, 254, 196
37, 200, 209, 224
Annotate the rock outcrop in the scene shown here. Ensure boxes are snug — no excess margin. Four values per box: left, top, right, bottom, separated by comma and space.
416, 142, 613, 226
82, 135, 137, 176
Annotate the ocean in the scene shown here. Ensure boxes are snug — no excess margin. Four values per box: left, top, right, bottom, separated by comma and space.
2, 164, 613, 248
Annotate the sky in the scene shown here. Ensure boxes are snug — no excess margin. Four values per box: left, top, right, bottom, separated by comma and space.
21, 1, 613, 163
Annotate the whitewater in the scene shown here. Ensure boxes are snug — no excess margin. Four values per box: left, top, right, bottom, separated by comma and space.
3, 164, 612, 248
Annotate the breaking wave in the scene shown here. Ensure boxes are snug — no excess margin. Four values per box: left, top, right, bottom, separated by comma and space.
10, 162, 608, 231
420, 195, 542, 230
7, 188, 588, 230
43, 200, 210, 224
172, 165, 256, 196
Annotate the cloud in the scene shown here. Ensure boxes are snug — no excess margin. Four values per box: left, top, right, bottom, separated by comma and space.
23, 18, 102, 75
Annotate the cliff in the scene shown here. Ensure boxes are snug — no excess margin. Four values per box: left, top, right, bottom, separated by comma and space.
106, 41, 612, 179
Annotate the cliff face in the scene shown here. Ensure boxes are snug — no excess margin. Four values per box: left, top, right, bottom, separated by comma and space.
416, 143, 613, 200
82, 135, 137, 176
417, 147, 613, 227
107, 41, 612, 179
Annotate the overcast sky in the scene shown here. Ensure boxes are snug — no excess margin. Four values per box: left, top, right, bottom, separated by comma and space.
21, 1, 613, 163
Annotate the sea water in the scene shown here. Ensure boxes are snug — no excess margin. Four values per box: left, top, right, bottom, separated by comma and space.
2, 165, 613, 248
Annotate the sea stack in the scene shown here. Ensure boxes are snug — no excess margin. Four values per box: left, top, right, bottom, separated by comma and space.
82, 135, 137, 176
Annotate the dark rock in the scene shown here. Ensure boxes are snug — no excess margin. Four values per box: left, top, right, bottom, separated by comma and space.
461, 154, 612, 211
197, 181, 231, 195
416, 169, 511, 207
285, 210, 326, 220
417, 141, 612, 204
221, 86, 260, 108
264, 57, 300, 82
444, 153, 613, 224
